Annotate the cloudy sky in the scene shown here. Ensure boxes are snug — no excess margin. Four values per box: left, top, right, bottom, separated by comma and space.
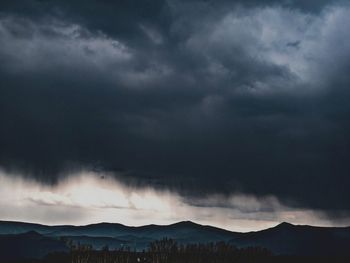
0, 0, 349, 231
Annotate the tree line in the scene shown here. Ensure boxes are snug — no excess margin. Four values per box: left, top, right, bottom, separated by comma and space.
63, 238, 272, 263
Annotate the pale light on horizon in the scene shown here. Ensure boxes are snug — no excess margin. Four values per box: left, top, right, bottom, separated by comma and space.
0, 169, 346, 232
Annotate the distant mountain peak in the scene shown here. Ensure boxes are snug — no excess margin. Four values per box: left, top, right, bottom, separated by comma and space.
279, 222, 293, 226
275, 222, 294, 229
171, 221, 200, 227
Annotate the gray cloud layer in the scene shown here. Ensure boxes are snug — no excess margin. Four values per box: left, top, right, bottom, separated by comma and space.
0, 1, 350, 217
1, 170, 346, 231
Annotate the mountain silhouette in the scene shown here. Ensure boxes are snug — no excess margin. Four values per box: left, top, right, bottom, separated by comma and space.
0, 230, 68, 260
230, 222, 350, 256
0, 220, 349, 258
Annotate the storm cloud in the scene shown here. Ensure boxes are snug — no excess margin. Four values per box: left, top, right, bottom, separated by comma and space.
0, 0, 350, 220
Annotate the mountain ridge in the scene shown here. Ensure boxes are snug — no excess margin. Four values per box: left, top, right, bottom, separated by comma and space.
1, 219, 348, 233
0, 220, 349, 256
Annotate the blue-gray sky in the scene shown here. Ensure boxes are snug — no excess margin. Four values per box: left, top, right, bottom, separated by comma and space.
0, 0, 349, 228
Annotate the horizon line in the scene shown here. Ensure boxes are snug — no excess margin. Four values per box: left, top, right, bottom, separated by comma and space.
1, 219, 348, 233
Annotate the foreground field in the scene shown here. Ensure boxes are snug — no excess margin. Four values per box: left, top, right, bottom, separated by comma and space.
4, 239, 350, 263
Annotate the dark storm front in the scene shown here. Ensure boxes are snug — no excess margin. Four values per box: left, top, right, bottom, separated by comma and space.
1, 0, 350, 218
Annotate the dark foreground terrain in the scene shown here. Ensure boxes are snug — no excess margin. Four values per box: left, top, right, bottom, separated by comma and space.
0, 220, 350, 262
3, 239, 350, 263
3, 242, 350, 263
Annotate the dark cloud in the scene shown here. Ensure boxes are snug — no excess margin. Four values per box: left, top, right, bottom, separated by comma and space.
0, 0, 349, 216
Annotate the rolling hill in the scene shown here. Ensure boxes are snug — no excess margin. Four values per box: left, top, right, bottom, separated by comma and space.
0, 220, 349, 259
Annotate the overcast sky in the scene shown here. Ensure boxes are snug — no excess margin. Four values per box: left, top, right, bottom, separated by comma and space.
0, 0, 349, 230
